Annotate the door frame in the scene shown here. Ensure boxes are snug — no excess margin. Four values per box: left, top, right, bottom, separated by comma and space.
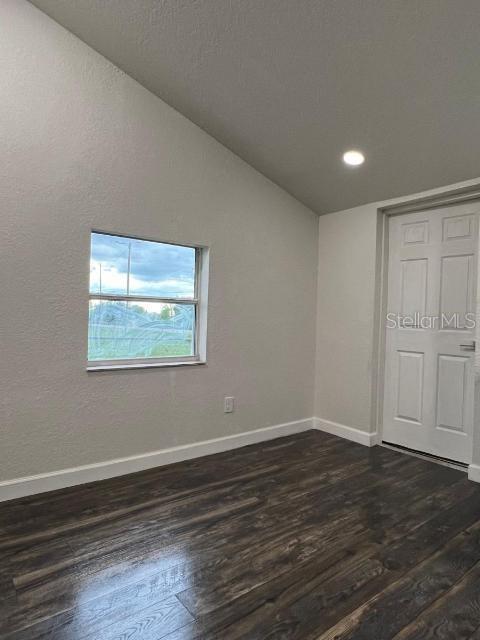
372, 182, 480, 469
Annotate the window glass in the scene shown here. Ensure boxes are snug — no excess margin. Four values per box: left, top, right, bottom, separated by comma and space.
89, 233, 196, 298
88, 300, 195, 361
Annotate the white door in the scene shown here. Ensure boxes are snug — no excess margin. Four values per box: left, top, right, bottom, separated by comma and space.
383, 203, 479, 464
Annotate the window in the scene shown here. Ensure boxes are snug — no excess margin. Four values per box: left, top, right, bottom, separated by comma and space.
87, 232, 208, 370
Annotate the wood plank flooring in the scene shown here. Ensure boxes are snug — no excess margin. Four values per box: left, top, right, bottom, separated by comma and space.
1, 429, 480, 639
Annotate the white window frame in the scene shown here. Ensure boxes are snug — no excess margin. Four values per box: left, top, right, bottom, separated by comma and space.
87, 231, 209, 371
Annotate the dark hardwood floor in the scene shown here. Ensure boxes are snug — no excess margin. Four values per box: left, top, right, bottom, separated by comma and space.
1, 429, 480, 639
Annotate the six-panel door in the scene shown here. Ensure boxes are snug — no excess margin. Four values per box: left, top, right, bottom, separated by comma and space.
383, 204, 479, 464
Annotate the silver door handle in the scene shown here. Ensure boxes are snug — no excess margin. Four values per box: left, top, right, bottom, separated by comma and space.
460, 341, 476, 351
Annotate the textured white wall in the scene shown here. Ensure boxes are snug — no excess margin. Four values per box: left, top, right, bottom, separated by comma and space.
0, 1, 318, 482
314, 205, 379, 432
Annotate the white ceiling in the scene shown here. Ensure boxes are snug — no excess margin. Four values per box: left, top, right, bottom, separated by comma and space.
30, 0, 480, 214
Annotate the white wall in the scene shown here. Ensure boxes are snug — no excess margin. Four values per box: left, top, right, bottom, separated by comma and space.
314, 204, 379, 433
314, 177, 480, 442
0, 0, 318, 483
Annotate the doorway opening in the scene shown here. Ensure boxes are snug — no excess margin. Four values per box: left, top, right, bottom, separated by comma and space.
377, 197, 480, 466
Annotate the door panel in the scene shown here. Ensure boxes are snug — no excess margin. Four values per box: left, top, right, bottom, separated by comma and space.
436, 355, 467, 432
400, 259, 428, 317
439, 254, 474, 326
402, 220, 429, 245
396, 351, 424, 424
443, 214, 475, 241
383, 203, 479, 464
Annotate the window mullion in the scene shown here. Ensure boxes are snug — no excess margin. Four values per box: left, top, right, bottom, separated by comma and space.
89, 294, 198, 305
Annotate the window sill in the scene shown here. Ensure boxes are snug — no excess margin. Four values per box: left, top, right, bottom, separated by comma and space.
87, 360, 206, 372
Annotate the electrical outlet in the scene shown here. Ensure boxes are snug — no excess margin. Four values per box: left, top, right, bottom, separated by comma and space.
224, 396, 234, 413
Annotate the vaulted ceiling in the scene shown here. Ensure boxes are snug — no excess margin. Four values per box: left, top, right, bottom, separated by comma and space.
30, 0, 480, 214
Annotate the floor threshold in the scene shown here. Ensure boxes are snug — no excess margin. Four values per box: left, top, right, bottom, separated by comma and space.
381, 440, 468, 472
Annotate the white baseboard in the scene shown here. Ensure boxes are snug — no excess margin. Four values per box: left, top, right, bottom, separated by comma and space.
0, 418, 314, 502
314, 417, 378, 447
468, 464, 480, 483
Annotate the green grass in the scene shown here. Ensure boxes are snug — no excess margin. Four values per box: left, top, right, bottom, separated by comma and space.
88, 327, 193, 360
150, 341, 193, 357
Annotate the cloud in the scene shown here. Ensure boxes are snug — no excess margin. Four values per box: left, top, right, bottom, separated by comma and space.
90, 233, 195, 297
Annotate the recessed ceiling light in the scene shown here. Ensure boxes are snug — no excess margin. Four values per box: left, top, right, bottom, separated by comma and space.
343, 150, 365, 166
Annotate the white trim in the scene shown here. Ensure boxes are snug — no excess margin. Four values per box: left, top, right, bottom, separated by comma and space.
468, 464, 480, 483
371, 209, 389, 441
89, 294, 199, 304
379, 183, 480, 216
87, 358, 205, 371
314, 417, 378, 447
0, 418, 314, 502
